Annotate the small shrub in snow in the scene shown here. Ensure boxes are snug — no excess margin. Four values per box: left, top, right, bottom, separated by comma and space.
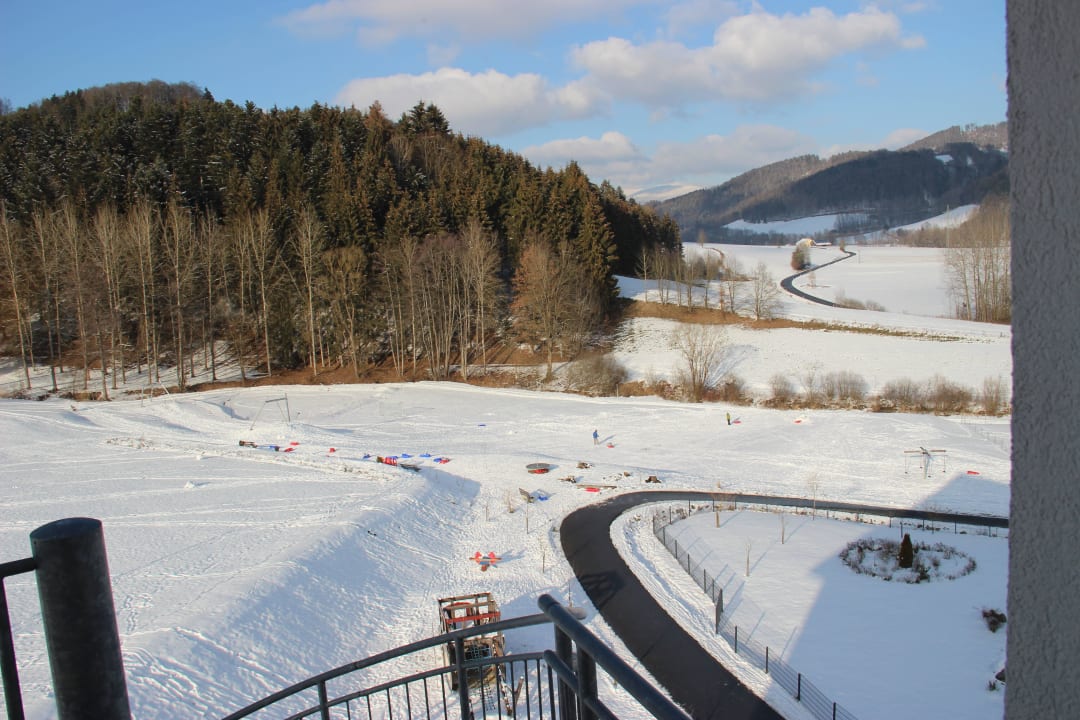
878, 377, 925, 411
821, 370, 867, 404
982, 608, 1007, 633
712, 374, 748, 403
979, 375, 1009, 415
565, 354, 628, 396
768, 373, 796, 406
927, 374, 973, 414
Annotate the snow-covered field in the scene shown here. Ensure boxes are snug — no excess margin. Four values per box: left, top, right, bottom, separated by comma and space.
0, 244, 1010, 720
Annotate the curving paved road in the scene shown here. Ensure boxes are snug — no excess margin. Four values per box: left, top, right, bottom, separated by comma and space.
779, 248, 856, 306
561, 491, 783, 720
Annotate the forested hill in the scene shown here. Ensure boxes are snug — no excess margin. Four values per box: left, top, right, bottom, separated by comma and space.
0, 81, 678, 278
0, 81, 680, 390
653, 122, 1007, 243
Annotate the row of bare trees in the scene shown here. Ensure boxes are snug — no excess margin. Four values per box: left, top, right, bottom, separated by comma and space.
0, 198, 286, 395
1, 196, 615, 395
381, 219, 503, 380
944, 198, 1011, 323
636, 244, 783, 320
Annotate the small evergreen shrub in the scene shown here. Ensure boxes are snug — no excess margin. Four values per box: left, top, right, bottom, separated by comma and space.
899, 533, 914, 568
982, 608, 1008, 633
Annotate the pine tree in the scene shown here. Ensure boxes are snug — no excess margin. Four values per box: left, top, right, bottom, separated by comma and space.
899, 533, 914, 569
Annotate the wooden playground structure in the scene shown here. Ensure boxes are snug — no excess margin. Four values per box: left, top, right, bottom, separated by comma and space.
437, 592, 507, 691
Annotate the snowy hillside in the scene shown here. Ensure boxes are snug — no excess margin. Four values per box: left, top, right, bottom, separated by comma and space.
0, 245, 1011, 720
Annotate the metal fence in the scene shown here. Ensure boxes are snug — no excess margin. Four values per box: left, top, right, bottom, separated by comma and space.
652, 502, 858, 720
650, 495, 1010, 720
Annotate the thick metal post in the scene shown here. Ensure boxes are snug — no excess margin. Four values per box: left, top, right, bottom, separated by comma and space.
30, 518, 131, 720
554, 626, 576, 720
454, 637, 470, 719
1, 577, 27, 720
575, 647, 598, 720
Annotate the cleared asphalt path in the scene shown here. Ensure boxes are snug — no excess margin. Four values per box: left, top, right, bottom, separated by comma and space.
779, 248, 856, 306
561, 491, 783, 720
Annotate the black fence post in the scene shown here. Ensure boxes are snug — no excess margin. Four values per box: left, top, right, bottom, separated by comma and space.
30, 517, 131, 720
554, 625, 577, 720
576, 647, 598, 720
1, 565, 32, 720
797, 673, 801, 701
765, 646, 769, 673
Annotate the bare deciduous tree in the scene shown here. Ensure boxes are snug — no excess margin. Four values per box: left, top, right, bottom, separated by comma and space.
0, 202, 32, 389
945, 198, 1010, 323
123, 199, 160, 385
29, 207, 63, 391
720, 256, 742, 315
162, 198, 196, 389
321, 245, 370, 377
288, 205, 325, 379
671, 323, 729, 402
459, 218, 502, 377
749, 261, 782, 320
512, 238, 598, 379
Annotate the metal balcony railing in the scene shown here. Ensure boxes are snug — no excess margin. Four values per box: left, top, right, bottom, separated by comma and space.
2, 519, 691, 720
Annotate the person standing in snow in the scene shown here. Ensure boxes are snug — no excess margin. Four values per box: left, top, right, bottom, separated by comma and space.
592, 429, 599, 445
726, 412, 731, 426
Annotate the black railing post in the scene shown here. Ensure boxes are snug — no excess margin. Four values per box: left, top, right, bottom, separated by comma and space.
575, 647, 598, 720
1, 569, 30, 720
454, 636, 471, 718
318, 680, 330, 720
554, 624, 577, 720
29, 518, 130, 720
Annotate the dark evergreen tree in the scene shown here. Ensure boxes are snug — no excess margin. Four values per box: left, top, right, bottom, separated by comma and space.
899, 533, 914, 569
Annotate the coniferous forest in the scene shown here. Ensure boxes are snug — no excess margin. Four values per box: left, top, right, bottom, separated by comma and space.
0, 81, 681, 395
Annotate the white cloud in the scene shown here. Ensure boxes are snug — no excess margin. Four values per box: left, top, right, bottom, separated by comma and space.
523, 125, 818, 195
661, 0, 739, 39
524, 131, 644, 167
334, 68, 600, 137
649, 125, 818, 179
880, 127, 929, 149
426, 43, 461, 66
819, 127, 929, 158
571, 6, 924, 106
280, 0, 655, 43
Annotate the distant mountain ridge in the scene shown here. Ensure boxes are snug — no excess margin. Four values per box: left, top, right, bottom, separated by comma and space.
653, 122, 1007, 242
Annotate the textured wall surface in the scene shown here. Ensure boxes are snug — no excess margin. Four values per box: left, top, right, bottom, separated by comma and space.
1007, 3, 1080, 718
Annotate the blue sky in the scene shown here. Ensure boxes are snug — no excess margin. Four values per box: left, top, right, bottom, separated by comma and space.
0, 1, 1006, 199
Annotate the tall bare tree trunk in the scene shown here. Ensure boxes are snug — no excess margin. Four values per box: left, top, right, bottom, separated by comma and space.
0, 203, 32, 389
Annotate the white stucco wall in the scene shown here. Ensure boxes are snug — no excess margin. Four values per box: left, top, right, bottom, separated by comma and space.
1007, 3, 1080, 718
